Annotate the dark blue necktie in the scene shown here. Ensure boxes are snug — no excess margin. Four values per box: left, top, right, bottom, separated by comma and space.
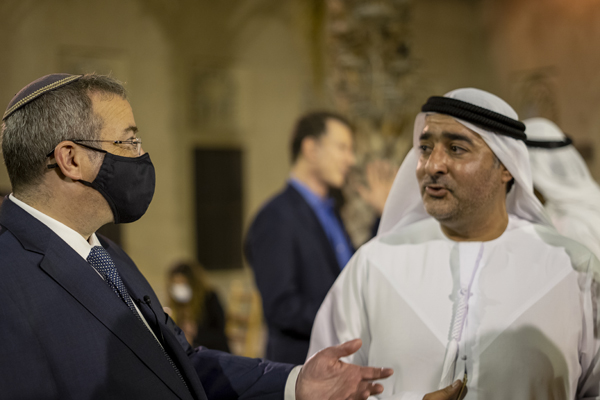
87, 246, 189, 390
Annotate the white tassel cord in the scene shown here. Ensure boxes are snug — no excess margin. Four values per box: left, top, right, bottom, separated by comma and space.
438, 243, 484, 389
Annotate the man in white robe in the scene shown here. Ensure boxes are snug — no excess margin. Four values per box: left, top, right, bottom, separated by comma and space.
308, 89, 600, 399
525, 117, 600, 260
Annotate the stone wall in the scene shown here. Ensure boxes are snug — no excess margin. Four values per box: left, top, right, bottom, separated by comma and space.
484, 0, 600, 176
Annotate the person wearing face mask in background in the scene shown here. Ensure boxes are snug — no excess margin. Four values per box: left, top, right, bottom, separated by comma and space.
166, 261, 230, 352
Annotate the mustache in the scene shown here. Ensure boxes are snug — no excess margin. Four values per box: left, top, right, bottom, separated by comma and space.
421, 176, 453, 192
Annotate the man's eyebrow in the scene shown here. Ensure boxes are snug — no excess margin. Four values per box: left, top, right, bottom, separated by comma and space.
123, 126, 138, 139
419, 132, 431, 141
419, 131, 475, 146
442, 132, 474, 145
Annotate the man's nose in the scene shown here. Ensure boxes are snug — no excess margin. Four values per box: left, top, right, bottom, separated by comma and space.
425, 145, 448, 175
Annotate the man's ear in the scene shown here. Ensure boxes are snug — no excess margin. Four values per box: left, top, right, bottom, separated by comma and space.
301, 137, 318, 162
500, 164, 513, 185
53, 142, 86, 181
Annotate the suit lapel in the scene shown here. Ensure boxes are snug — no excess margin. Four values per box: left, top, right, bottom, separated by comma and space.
0, 200, 193, 400
286, 185, 343, 277
158, 321, 210, 400
111, 249, 208, 400
39, 237, 193, 400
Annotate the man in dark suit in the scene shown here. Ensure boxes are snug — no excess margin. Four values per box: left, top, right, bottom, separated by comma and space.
245, 112, 358, 365
0, 73, 401, 400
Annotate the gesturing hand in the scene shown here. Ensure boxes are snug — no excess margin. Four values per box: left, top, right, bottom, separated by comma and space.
296, 339, 393, 400
423, 380, 465, 400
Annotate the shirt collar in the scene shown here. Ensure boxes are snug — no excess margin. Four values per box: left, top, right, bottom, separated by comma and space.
289, 177, 334, 209
9, 194, 101, 260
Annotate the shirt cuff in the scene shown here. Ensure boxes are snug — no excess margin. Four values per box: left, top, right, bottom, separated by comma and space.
284, 365, 303, 400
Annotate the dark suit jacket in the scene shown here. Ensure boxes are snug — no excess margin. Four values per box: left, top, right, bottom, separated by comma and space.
0, 198, 293, 400
244, 184, 353, 364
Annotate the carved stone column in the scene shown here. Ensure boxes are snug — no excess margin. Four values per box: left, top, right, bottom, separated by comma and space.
304, 0, 419, 244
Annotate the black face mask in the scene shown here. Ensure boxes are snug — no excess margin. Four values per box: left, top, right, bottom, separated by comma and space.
48, 143, 156, 224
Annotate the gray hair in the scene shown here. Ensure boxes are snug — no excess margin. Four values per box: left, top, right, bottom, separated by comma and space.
1, 74, 127, 192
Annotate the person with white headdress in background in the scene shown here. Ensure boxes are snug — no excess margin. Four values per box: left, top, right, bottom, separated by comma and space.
525, 117, 600, 260
307, 88, 600, 399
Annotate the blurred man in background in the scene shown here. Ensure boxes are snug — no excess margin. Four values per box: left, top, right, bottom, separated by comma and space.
245, 111, 357, 364
245, 111, 395, 365
525, 117, 600, 259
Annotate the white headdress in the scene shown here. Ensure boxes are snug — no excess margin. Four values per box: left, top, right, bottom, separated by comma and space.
378, 88, 551, 235
525, 117, 600, 258
525, 117, 600, 208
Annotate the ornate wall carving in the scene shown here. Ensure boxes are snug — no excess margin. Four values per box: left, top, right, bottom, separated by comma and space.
309, 0, 419, 244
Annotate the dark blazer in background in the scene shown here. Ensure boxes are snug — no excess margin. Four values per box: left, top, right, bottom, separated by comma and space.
244, 184, 354, 364
0, 198, 293, 400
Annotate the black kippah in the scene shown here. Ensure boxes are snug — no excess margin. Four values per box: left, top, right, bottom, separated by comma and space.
524, 135, 573, 149
3, 73, 83, 120
421, 96, 527, 141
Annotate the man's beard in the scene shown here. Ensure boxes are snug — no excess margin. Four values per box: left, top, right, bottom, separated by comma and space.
420, 175, 466, 222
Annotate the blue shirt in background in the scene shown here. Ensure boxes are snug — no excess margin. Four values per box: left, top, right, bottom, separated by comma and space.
289, 178, 354, 269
